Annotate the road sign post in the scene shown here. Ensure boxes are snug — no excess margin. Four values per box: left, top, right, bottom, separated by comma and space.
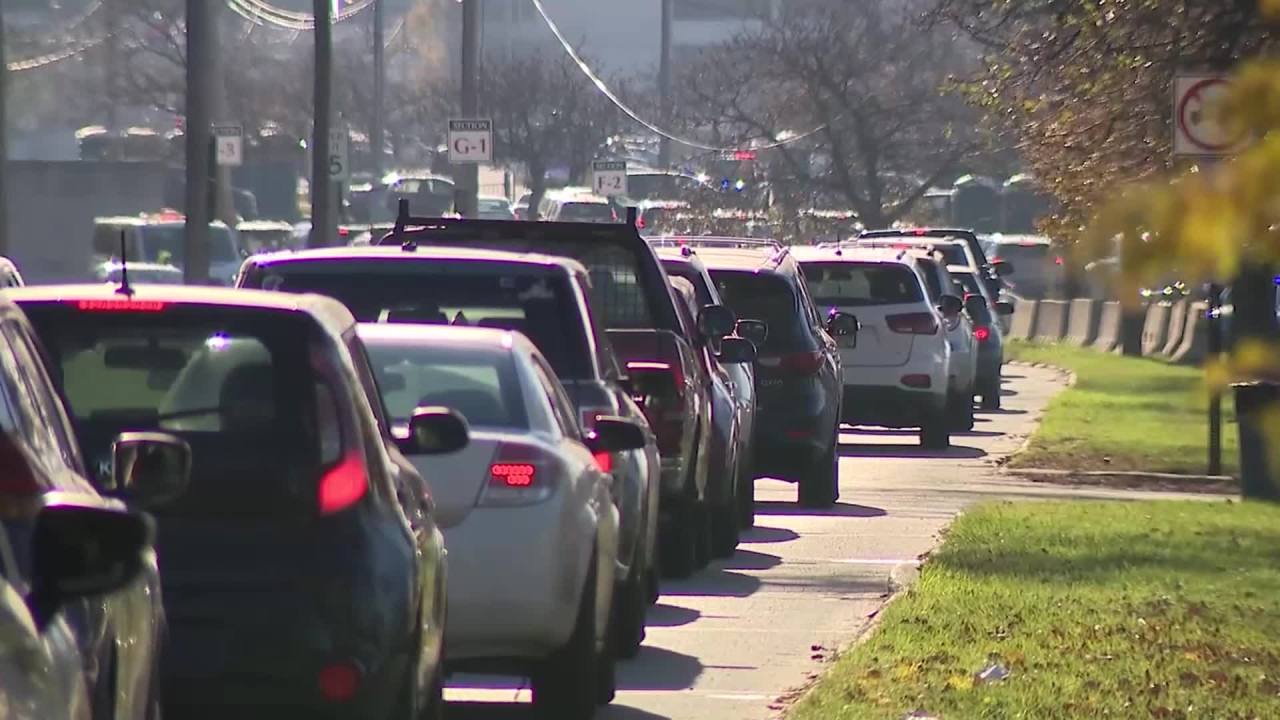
328, 126, 350, 181
593, 160, 628, 197
212, 123, 243, 167
448, 119, 493, 165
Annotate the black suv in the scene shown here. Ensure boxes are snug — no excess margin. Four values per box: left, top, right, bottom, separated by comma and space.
682, 240, 855, 507
14, 285, 458, 720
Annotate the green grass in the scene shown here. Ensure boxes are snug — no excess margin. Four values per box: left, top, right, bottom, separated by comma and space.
1005, 341, 1238, 476
788, 501, 1280, 720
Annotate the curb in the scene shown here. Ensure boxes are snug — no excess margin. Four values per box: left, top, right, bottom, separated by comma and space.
1005, 468, 1238, 495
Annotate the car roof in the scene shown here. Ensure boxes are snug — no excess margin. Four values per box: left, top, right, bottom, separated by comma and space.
237, 220, 295, 231
356, 322, 536, 354
984, 233, 1051, 246
95, 261, 182, 272
4, 284, 356, 335
244, 244, 588, 275
789, 245, 918, 265
863, 227, 979, 239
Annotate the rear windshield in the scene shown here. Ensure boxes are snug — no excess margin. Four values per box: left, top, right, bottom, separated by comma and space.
363, 341, 527, 431
558, 203, 616, 223
708, 270, 807, 350
988, 243, 1049, 266
141, 225, 238, 263
801, 262, 924, 306
21, 304, 327, 515
257, 262, 594, 380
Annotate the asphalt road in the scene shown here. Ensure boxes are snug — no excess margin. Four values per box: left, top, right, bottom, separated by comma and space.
444, 365, 1159, 719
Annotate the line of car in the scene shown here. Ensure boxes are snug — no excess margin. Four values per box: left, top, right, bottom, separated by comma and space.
0, 214, 1011, 719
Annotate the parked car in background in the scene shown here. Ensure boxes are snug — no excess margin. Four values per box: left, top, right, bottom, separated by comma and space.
239, 244, 662, 657
95, 261, 184, 286
680, 239, 856, 507
235, 220, 298, 254
792, 245, 955, 449
538, 188, 620, 224
911, 253, 978, 432
948, 265, 1014, 409
15, 285, 454, 720
366, 172, 456, 223
861, 228, 1012, 298
0, 294, 187, 720
373, 213, 720, 579
654, 243, 761, 530
93, 214, 243, 285
358, 323, 646, 717
981, 234, 1060, 299
477, 196, 517, 221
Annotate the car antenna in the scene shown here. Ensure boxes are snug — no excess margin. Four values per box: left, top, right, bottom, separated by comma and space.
115, 229, 134, 297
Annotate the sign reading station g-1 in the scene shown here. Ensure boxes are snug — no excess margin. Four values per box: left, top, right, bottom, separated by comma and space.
448, 119, 494, 164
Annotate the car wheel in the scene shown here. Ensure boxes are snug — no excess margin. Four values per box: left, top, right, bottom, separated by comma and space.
532, 560, 603, 719
420, 659, 445, 720
980, 377, 1002, 410
612, 561, 648, 659
660, 494, 699, 579
646, 562, 661, 605
693, 501, 713, 569
736, 458, 756, 529
920, 416, 951, 450
710, 500, 740, 558
947, 391, 975, 432
797, 443, 838, 508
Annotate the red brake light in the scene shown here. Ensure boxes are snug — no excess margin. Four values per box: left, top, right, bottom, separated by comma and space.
913, 229, 928, 236
75, 299, 168, 312
775, 351, 823, 375
491, 463, 537, 487
317, 661, 362, 703
1054, 256, 1065, 266
0, 432, 40, 496
974, 326, 992, 342
886, 312, 940, 335
593, 452, 613, 473
318, 453, 368, 515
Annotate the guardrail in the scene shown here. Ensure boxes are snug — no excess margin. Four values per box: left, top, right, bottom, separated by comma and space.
1011, 298, 1208, 365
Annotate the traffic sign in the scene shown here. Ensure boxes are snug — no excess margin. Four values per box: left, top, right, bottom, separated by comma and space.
328, 127, 350, 180
212, 123, 243, 167
1174, 74, 1246, 158
448, 119, 493, 164
593, 160, 628, 197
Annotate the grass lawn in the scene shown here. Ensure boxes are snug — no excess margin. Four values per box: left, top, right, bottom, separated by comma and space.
1005, 341, 1238, 476
788, 501, 1280, 720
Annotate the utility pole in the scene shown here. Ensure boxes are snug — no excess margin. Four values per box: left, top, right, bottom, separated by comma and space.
657, 0, 673, 169
0, 0, 9, 258
456, 0, 480, 218
183, 0, 213, 284
310, 0, 334, 247
371, 0, 386, 178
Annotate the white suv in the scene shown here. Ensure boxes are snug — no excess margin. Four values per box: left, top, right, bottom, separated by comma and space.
792, 245, 962, 448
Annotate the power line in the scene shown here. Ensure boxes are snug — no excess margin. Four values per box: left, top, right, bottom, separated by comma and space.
527, 0, 826, 153
225, 0, 376, 30
9, 35, 105, 72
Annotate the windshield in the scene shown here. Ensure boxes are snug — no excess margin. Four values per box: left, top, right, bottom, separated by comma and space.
362, 341, 527, 430
260, 263, 594, 380
801, 262, 925, 307
140, 225, 237, 264
558, 202, 617, 223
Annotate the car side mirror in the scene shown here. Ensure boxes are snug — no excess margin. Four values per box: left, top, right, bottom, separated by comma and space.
586, 417, 647, 454
399, 407, 470, 455
827, 310, 860, 339
716, 337, 757, 365
108, 432, 191, 508
964, 295, 989, 315
993, 261, 1014, 277
735, 319, 768, 347
938, 294, 964, 317
28, 503, 152, 631
995, 301, 1015, 316
697, 304, 737, 339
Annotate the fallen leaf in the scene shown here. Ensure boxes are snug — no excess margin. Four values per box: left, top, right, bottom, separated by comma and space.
947, 674, 975, 691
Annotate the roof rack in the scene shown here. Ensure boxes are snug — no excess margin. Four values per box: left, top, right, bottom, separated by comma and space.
648, 236, 784, 252
380, 199, 645, 251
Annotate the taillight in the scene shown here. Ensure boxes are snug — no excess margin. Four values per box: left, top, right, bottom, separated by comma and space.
886, 312, 940, 335
761, 351, 823, 376
593, 452, 613, 473
74, 299, 168, 312
481, 443, 556, 506
0, 433, 40, 496
974, 326, 992, 342
318, 452, 368, 515
317, 661, 362, 703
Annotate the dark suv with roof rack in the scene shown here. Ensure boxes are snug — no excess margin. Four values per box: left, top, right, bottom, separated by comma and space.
668, 239, 857, 507
861, 228, 1013, 297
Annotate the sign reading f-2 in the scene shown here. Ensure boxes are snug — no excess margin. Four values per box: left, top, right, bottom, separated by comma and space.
448, 119, 493, 164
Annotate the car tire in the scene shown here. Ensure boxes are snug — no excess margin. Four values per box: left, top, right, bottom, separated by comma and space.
612, 561, 648, 659
646, 563, 661, 605
797, 443, 838, 508
532, 560, 604, 720
660, 494, 700, 579
979, 377, 1002, 410
736, 453, 756, 530
920, 416, 951, 449
948, 390, 975, 432
693, 501, 713, 569
710, 501, 740, 558
421, 659, 446, 720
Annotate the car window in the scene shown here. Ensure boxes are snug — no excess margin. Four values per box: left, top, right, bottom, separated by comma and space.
344, 333, 391, 434
1, 324, 83, 475
363, 340, 528, 431
915, 260, 944, 300
530, 355, 580, 439
662, 262, 715, 307
558, 203, 617, 224
709, 269, 807, 351
140, 225, 237, 264
802, 262, 925, 306
0, 324, 67, 480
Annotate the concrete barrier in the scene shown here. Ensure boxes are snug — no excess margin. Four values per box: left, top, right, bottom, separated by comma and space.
1141, 302, 1172, 356
1171, 302, 1210, 365
1065, 299, 1101, 346
1031, 300, 1069, 341
1091, 301, 1122, 352
1159, 300, 1191, 357
1009, 299, 1038, 340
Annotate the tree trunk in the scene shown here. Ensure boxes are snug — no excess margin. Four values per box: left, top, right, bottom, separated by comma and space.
528, 162, 548, 220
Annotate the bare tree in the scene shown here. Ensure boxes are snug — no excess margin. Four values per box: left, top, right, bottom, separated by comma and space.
679, 0, 980, 229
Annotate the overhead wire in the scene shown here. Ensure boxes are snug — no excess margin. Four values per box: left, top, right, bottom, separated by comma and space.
527, 0, 827, 153
9, 35, 106, 72
224, 0, 376, 30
